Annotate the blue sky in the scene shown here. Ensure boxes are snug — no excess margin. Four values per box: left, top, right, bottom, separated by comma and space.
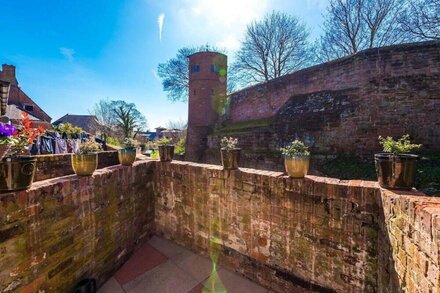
0, 0, 328, 129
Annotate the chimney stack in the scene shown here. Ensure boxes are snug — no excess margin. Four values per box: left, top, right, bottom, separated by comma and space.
0, 64, 18, 86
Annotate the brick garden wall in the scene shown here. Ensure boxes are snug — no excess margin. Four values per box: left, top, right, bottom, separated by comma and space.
1, 159, 439, 292
34, 151, 120, 182
155, 161, 440, 292
0, 161, 155, 292
203, 41, 440, 168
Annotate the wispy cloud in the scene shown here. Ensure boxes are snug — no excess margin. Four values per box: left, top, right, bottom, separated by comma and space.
158, 13, 165, 42
151, 69, 160, 80
59, 47, 75, 62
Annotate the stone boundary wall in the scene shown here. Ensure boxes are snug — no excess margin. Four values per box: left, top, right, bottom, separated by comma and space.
155, 161, 440, 292
1, 159, 439, 292
378, 189, 440, 292
34, 151, 120, 182
202, 41, 440, 166
0, 161, 155, 292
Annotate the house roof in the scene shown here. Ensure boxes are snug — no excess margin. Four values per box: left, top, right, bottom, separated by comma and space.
53, 114, 102, 133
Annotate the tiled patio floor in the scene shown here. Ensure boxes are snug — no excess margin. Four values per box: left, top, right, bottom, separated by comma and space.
98, 236, 269, 293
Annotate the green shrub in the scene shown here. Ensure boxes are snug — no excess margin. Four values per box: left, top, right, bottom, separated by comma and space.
174, 138, 185, 155
158, 137, 173, 145
280, 140, 310, 157
378, 134, 421, 154
220, 137, 238, 150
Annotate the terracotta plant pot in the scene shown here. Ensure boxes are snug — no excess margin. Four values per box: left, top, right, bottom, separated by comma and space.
284, 155, 310, 178
375, 153, 418, 189
118, 147, 136, 166
72, 153, 98, 176
158, 145, 174, 162
221, 149, 240, 170
0, 156, 37, 191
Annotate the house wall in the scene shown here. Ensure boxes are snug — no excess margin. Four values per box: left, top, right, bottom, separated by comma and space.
201, 41, 440, 168
0, 64, 52, 123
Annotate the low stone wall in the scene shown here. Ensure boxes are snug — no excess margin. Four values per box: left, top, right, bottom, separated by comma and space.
0, 161, 155, 292
1, 159, 439, 292
378, 189, 440, 292
155, 161, 440, 292
34, 151, 120, 182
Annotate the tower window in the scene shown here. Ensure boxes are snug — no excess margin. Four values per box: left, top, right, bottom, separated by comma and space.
211, 65, 219, 73
191, 65, 200, 73
193, 89, 196, 95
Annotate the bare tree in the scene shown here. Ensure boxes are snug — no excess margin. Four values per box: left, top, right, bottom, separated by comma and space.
166, 118, 187, 130
317, 0, 407, 61
399, 0, 440, 40
232, 11, 311, 85
91, 98, 116, 128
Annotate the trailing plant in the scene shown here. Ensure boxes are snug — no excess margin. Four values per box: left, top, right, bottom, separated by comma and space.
280, 140, 310, 157
378, 134, 421, 155
220, 137, 238, 150
77, 138, 102, 155
158, 137, 173, 145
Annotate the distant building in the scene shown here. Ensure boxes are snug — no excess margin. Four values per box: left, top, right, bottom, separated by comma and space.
0, 64, 52, 127
53, 114, 103, 135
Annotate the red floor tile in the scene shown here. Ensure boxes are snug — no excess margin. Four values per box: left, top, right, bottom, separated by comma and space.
114, 243, 168, 285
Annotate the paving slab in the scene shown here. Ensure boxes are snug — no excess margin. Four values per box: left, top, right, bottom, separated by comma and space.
97, 277, 124, 293
148, 236, 193, 263
123, 261, 199, 293
114, 243, 168, 285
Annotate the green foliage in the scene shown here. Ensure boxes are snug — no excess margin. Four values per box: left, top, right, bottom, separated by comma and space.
77, 138, 102, 154
378, 134, 421, 154
220, 137, 238, 150
158, 137, 173, 145
280, 140, 310, 157
174, 138, 186, 155
151, 150, 159, 159
54, 122, 82, 135
319, 152, 440, 196
123, 137, 137, 148
106, 136, 122, 147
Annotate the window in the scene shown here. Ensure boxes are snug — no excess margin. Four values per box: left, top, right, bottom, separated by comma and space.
191, 65, 200, 73
24, 104, 34, 111
193, 89, 196, 95
211, 64, 219, 73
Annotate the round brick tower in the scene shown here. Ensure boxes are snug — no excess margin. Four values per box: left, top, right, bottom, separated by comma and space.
185, 51, 227, 162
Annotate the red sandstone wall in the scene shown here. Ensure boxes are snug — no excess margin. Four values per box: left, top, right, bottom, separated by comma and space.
213, 41, 440, 158
186, 52, 227, 162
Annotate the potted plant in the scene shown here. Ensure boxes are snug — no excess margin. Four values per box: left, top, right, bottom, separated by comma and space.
0, 123, 16, 160
281, 140, 310, 178
158, 137, 174, 162
118, 138, 137, 166
0, 112, 44, 191
375, 134, 421, 189
220, 137, 240, 170
72, 138, 102, 176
